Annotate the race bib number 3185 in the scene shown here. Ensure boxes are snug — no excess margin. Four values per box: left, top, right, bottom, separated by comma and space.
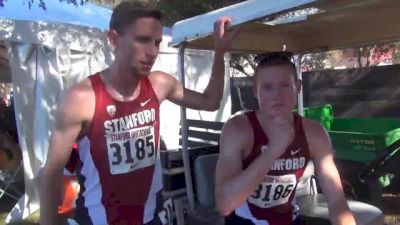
106, 125, 156, 175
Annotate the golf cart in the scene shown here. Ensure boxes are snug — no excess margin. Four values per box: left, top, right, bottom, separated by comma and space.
159, 0, 400, 224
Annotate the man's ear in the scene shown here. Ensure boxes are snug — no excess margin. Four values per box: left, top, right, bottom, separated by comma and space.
295, 78, 302, 94
108, 29, 119, 49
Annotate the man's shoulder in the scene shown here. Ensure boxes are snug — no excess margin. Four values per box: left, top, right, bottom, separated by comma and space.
61, 78, 95, 109
147, 71, 173, 83
220, 114, 253, 157
68, 78, 94, 96
149, 70, 170, 76
147, 71, 176, 101
301, 117, 327, 134
301, 117, 331, 152
223, 113, 252, 135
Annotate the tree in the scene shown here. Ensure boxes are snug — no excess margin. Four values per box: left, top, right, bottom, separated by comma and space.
323, 43, 399, 69
367, 43, 398, 66
394, 43, 400, 64
90, 0, 156, 7
156, 0, 262, 78
301, 52, 328, 72
156, 0, 244, 26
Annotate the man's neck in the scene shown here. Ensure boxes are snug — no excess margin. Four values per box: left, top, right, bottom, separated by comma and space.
101, 62, 141, 101
256, 110, 294, 127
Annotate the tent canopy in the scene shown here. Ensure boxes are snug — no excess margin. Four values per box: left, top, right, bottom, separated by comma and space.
0, 2, 115, 221
0, 1, 114, 83
171, 0, 400, 53
0, 1, 172, 82
0, 1, 113, 52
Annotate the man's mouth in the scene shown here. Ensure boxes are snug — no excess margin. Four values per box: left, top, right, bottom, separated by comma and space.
142, 62, 154, 71
271, 103, 285, 108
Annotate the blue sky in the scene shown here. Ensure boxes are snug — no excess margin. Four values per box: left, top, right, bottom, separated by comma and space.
0, 0, 112, 30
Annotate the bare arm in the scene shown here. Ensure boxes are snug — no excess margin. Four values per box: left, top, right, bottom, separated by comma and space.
215, 115, 293, 216
40, 82, 94, 225
304, 119, 356, 225
150, 17, 238, 111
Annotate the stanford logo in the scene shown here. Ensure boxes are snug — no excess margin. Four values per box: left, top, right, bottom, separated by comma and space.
260, 145, 268, 153
106, 105, 116, 117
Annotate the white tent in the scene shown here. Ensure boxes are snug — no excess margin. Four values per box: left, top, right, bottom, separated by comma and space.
0, 1, 231, 222
0, 1, 113, 222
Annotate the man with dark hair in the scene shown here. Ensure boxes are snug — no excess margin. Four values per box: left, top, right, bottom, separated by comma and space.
109, 2, 163, 34
40, 2, 237, 225
215, 52, 356, 225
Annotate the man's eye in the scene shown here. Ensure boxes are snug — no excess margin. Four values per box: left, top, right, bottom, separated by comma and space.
137, 37, 150, 43
263, 85, 272, 90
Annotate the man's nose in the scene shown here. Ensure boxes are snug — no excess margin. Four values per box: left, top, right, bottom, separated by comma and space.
147, 43, 159, 58
272, 86, 284, 99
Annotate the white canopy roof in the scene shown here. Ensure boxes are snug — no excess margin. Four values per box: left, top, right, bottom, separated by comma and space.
171, 0, 400, 53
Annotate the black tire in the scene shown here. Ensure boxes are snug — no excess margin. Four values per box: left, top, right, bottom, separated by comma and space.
335, 159, 383, 207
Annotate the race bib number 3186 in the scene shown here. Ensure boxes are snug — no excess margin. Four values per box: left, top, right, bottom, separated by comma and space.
248, 174, 296, 208
106, 125, 156, 175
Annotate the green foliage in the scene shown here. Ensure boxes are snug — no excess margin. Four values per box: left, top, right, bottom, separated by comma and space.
90, 0, 119, 6
156, 0, 244, 26
394, 43, 400, 64
302, 52, 328, 71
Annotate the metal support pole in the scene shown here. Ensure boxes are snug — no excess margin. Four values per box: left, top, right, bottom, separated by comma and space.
178, 42, 195, 211
296, 54, 304, 116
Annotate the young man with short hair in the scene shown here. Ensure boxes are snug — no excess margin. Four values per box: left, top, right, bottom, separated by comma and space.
40, 2, 237, 225
215, 53, 356, 225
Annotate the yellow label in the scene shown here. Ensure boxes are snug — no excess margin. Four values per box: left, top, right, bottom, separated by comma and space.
350, 139, 375, 145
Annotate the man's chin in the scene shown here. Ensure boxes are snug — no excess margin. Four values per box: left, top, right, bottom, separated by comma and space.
264, 108, 291, 117
135, 70, 151, 77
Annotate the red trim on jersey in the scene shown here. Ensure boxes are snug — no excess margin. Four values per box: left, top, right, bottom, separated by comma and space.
242, 112, 311, 225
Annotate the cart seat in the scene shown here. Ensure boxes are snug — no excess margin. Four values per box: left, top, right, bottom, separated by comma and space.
186, 153, 224, 225
296, 162, 384, 225
296, 194, 383, 225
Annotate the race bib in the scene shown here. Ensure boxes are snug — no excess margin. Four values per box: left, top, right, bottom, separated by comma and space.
248, 174, 296, 208
106, 125, 156, 175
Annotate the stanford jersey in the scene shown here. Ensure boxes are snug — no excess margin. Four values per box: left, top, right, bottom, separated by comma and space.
233, 112, 311, 225
75, 74, 162, 225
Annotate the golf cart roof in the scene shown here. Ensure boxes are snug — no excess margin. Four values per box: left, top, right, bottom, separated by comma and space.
170, 0, 400, 53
